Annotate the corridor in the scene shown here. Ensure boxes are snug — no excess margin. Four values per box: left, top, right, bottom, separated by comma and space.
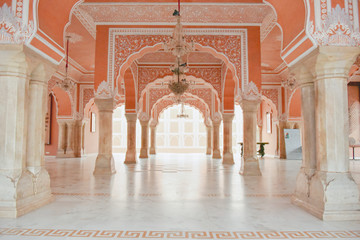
0, 154, 359, 239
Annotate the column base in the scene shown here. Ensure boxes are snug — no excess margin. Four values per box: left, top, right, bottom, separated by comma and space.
125, 151, 137, 164
149, 148, 156, 155
212, 149, 222, 159
222, 152, 234, 164
0, 170, 54, 218
206, 148, 212, 155
292, 167, 316, 205
93, 154, 116, 175
240, 157, 262, 176
139, 148, 149, 158
56, 150, 76, 158
292, 171, 360, 221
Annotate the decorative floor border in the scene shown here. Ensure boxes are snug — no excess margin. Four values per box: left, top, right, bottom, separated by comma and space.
52, 193, 293, 198
1, 229, 359, 239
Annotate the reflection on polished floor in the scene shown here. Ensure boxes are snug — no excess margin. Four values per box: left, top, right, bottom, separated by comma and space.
0, 153, 360, 240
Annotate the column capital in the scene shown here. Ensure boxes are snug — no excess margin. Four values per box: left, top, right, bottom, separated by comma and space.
222, 113, 234, 122
0, 45, 27, 74
150, 119, 158, 128
240, 99, 261, 112
316, 46, 360, 79
125, 112, 137, 122
94, 98, 115, 112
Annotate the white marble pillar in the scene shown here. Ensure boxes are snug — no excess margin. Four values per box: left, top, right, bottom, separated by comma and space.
222, 113, 234, 164
26, 63, 53, 206
93, 98, 116, 175
65, 120, 75, 157
56, 120, 67, 157
149, 121, 157, 155
291, 65, 317, 208
73, 119, 83, 157
139, 120, 149, 158
206, 126, 212, 155
0, 46, 51, 217
212, 121, 221, 159
240, 99, 261, 176
304, 47, 360, 220
125, 113, 137, 164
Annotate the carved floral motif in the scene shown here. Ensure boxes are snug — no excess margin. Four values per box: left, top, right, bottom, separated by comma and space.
311, 5, 360, 46
0, 3, 34, 44
95, 80, 113, 99
83, 88, 94, 111
138, 67, 222, 99
110, 29, 247, 90
152, 95, 209, 122
80, 4, 271, 24
241, 81, 261, 101
281, 73, 298, 91
262, 88, 279, 111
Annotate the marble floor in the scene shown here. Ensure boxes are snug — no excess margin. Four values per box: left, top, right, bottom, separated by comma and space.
0, 153, 360, 240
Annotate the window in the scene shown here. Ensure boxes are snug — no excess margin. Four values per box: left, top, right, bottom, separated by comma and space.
91, 112, 96, 133
266, 112, 272, 134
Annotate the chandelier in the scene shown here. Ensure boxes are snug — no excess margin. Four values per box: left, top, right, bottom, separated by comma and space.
56, 36, 75, 92
164, 0, 194, 99
177, 102, 189, 118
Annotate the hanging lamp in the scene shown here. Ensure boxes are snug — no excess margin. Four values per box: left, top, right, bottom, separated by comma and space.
56, 36, 75, 91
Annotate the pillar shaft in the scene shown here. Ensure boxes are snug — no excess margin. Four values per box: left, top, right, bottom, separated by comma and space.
93, 98, 116, 175
25, 64, 53, 208
279, 118, 287, 159
0, 46, 53, 218
206, 126, 212, 155
149, 124, 157, 155
65, 121, 75, 157
293, 46, 360, 221
56, 121, 66, 156
125, 113, 137, 164
73, 120, 83, 157
139, 120, 149, 158
212, 121, 221, 158
291, 66, 317, 207
240, 99, 261, 176
222, 113, 234, 164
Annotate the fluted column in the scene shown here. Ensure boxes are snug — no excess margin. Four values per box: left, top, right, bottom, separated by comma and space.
240, 99, 261, 176
212, 121, 221, 159
139, 119, 149, 158
93, 98, 116, 175
25, 63, 53, 207
73, 119, 83, 157
0, 46, 52, 217
65, 120, 75, 157
301, 47, 360, 220
149, 120, 157, 155
206, 126, 212, 155
291, 64, 317, 209
56, 120, 67, 157
222, 113, 234, 164
125, 113, 137, 164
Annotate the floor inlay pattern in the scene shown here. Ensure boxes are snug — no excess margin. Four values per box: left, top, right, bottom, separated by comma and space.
1, 229, 360, 239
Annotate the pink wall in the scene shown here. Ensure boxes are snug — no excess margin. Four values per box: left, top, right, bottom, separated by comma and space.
289, 88, 302, 119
